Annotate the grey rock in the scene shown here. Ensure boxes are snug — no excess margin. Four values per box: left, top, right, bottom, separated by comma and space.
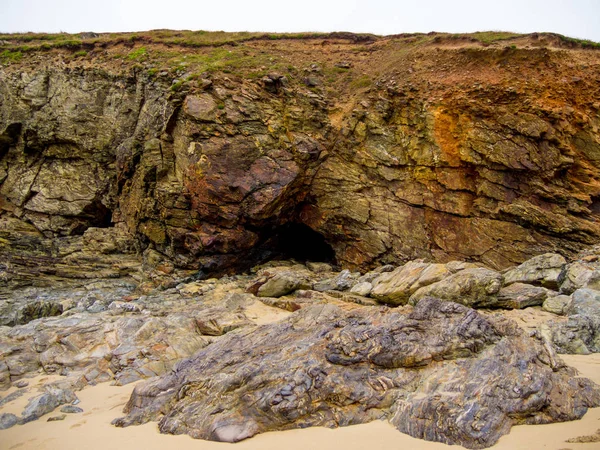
21, 387, 77, 423
409, 268, 503, 308
546, 316, 600, 354
504, 253, 566, 288
560, 262, 600, 294
0, 412, 19, 429
569, 288, 600, 316
60, 405, 84, 413
542, 294, 573, 315
349, 281, 373, 297
314, 270, 357, 292
114, 298, 600, 449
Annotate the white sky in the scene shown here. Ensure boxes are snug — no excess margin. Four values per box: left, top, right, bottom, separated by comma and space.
1, 0, 599, 42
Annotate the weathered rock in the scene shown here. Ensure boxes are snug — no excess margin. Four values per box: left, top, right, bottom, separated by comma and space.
370, 261, 451, 305
257, 270, 312, 298
349, 281, 373, 296
546, 289, 600, 353
47, 414, 66, 422
2, 38, 600, 281
409, 268, 503, 308
21, 386, 77, 423
313, 269, 357, 292
0, 412, 19, 429
495, 283, 549, 309
114, 298, 600, 449
503, 253, 566, 289
60, 405, 83, 413
560, 261, 600, 294
545, 316, 600, 354
542, 294, 573, 315
568, 288, 600, 316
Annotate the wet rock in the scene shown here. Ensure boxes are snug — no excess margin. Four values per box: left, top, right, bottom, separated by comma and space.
496, 283, 549, 309
114, 298, 600, 449
370, 261, 451, 305
542, 294, 572, 315
409, 268, 503, 308
503, 253, 566, 289
0, 412, 19, 429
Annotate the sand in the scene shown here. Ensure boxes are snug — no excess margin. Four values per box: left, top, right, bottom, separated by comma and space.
1, 353, 599, 450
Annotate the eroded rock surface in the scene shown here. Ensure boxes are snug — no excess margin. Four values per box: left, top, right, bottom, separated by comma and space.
114, 298, 600, 449
2, 34, 600, 281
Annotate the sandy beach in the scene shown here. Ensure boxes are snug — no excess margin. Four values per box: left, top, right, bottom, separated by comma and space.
1, 353, 599, 450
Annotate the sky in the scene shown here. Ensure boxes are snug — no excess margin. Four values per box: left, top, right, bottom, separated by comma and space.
1, 0, 599, 42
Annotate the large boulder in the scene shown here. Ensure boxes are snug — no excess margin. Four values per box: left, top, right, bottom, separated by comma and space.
503, 253, 566, 289
113, 298, 600, 449
495, 283, 549, 309
370, 261, 451, 305
408, 268, 503, 308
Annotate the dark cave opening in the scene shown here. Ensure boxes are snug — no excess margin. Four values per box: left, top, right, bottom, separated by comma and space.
255, 222, 336, 265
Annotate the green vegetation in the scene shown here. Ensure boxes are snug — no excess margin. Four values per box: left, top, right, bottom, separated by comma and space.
127, 46, 148, 60
0, 50, 23, 63
469, 31, 522, 44
74, 50, 88, 57
556, 34, 600, 49
350, 74, 371, 90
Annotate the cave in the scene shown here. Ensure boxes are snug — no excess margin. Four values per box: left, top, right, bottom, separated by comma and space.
257, 222, 336, 264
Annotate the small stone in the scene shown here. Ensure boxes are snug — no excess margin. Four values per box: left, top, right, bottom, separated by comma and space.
14, 380, 29, 388
60, 405, 83, 414
47, 414, 66, 422
0, 412, 19, 430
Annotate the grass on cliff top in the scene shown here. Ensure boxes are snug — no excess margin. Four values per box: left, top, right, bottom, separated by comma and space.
0, 29, 371, 54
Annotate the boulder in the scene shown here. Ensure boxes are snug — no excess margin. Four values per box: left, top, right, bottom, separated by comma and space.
495, 283, 549, 309
503, 253, 566, 288
0, 412, 19, 430
114, 298, 600, 449
409, 268, 503, 308
559, 261, 600, 294
542, 295, 573, 315
370, 262, 451, 305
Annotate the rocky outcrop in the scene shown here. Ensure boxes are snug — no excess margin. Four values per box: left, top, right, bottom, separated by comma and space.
114, 298, 600, 449
2, 35, 600, 281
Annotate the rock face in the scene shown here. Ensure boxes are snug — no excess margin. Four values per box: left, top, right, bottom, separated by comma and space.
2, 34, 600, 282
114, 298, 600, 449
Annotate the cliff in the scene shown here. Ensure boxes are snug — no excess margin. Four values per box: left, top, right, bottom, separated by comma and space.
1, 31, 600, 284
